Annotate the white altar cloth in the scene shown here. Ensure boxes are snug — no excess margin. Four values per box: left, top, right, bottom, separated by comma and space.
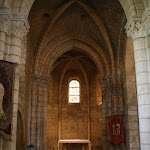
58, 139, 91, 150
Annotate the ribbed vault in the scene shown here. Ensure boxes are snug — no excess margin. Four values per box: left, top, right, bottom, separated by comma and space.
1, 0, 145, 18
26, 0, 130, 78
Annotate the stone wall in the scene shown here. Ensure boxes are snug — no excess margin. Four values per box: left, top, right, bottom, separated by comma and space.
47, 68, 103, 150
90, 73, 102, 150
47, 74, 59, 149
61, 70, 88, 139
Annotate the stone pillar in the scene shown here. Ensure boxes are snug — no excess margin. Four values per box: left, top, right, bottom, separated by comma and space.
124, 37, 140, 150
30, 75, 49, 150
100, 76, 110, 150
110, 73, 124, 115
125, 14, 150, 150
110, 74, 119, 114
0, 7, 29, 150
10, 15, 29, 150
101, 74, 125, 150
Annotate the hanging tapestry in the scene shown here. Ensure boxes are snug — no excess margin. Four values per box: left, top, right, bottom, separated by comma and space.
0, 60, 16, 140
109, 115, 125, 145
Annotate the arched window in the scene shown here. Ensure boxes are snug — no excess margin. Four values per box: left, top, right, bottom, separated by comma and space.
69, 80, 80, 103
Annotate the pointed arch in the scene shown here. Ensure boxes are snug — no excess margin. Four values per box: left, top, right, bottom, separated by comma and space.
7, 0, 144, 21
30, 0, 114, 70
34, 39, 108, 78
34, 34, 111, 76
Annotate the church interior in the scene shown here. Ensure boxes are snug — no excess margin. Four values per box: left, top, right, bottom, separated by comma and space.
0, 0, 150, 150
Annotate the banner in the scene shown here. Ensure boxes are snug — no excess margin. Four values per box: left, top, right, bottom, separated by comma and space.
0, 60, 16, 140
109, 115, 125, 145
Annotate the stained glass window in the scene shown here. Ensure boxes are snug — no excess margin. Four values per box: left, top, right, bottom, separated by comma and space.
69, 80, 80, 103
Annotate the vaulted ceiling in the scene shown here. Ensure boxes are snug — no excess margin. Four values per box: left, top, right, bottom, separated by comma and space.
28, 0, 127, 77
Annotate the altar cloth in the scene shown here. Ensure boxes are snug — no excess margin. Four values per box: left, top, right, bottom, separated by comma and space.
58, 139, 91, 150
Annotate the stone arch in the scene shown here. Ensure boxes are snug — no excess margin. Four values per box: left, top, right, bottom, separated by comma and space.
34, 40, 109, 78
77, 1, 115, 73
119, 0, 144, 18
34, 34, 111, 77
36, 34, 111, 70
5, 0, 144, 20
3, 0, 145, 75
30, 1, 115, 73
116, 14, 127, 73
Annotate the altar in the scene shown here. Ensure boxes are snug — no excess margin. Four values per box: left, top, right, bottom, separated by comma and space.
58, 139, 91, 150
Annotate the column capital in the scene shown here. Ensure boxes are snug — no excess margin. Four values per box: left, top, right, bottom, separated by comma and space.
0, 7, 29, 37
32, 74, 50, 86
0, 8, 11, 35
11, 21, 28, 39
125, 16, 144, 39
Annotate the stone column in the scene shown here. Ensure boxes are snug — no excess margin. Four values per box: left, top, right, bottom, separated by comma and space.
110, 74, 125, 150
30, 75, 49, 150
100, 76, 110, 150
110, 74, 119, 114
110, 73, 124, 115
0, 7, 29, 150
10, 15, 29, 150
125, 15, 150, 150
101, 74, 125, 150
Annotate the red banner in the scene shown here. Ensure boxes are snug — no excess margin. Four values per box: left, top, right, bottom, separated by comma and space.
109, 115, 125, 145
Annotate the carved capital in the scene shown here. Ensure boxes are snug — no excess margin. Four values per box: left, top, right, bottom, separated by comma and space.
0, 15, 11, 35
11, 21, 28, 38
125, 16, 144, 39
0, 7, 29, 37
32, 75, 50, 87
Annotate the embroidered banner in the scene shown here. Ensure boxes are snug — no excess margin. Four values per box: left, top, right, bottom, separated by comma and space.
109, 115, 125, 145
0, 60, 16, 140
